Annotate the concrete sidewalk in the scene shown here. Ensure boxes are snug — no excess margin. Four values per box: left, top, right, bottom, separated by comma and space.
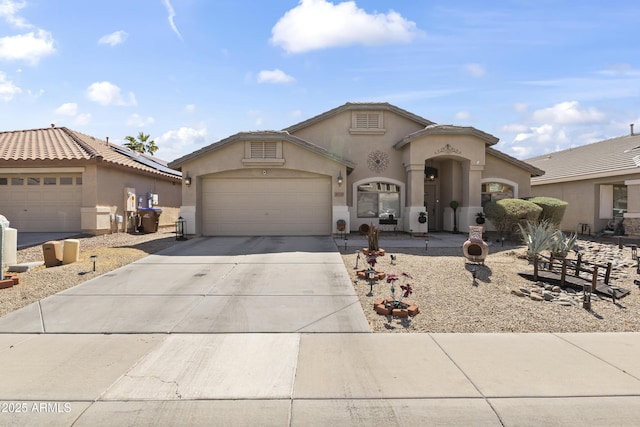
1, 332, 639, 425
1, 236, 640, 425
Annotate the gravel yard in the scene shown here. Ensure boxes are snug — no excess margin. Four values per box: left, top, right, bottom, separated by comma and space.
342, 236, 640, 333
2, 230, 639, 333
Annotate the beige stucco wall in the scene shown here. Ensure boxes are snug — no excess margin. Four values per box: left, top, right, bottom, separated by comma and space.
484, 153, 533, 197
531, 174, 640, 233
290, 110, 423, 209
83, 164, 181, 234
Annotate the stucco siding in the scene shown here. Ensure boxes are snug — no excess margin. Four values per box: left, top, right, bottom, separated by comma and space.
484, 153, 533, 197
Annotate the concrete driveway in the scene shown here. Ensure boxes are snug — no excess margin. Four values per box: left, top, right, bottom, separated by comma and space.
0, 236, 370, 333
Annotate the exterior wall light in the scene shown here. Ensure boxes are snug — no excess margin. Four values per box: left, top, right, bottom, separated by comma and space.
184, 175, 192, 186
337, 171, 343, 186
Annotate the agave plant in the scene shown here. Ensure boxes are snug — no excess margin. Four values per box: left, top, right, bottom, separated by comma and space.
517, 220, 555, 259
550, 230, 578, 258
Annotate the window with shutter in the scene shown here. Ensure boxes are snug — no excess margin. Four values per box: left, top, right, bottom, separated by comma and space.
350, 111, 385, 134
243, 141, 285, 165
250, 141, 278, 159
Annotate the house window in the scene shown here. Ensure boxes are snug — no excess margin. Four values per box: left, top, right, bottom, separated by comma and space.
28, 177, 40, 185
250, 141, 278, 159
350, 111, 385, 134
613, 184, 627, 216
0, 178, 7, 185
44, 177, 56, 185
481, 182, 513, 207
357, 181, 400, 218
11, 177, 23, 186
76, 177, 82, 185
60, 177, 73, 185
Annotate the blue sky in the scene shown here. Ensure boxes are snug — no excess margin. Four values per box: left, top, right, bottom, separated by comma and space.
1, 0, 639, 162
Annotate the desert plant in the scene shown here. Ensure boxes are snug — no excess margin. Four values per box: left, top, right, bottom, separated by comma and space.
485, 199, 542, 238
517, 220, 555, 259
550, 230, 578, 257
367, 224, 379, 251
528, 196, 568, 227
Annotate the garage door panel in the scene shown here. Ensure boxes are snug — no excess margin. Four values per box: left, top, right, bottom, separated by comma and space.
202, 177, 331, 236
0, 174, 81, 232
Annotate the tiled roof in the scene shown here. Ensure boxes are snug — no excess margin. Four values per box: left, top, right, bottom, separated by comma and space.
394, 123, 500, 149
0, 127, 181, 180
526, 133, 640, 184
283, 102, 435, 133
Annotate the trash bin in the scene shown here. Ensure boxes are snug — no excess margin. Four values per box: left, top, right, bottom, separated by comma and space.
62, 239, 80, 265
42, 241, 63, 267
137, 208, 162, 233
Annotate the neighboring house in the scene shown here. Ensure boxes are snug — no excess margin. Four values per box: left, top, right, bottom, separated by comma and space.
168, 102, 543, 236
526, 126, 640, 236
0, 125, 182, 234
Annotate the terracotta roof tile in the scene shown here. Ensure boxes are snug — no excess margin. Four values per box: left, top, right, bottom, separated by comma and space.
0, 127, 180, 180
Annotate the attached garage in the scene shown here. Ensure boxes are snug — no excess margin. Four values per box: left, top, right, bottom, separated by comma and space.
0, 174, 82, 232
202, 175, 331, 236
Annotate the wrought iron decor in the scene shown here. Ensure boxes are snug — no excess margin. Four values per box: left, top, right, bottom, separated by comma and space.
434, 144, 461, 155
367, 150, 389, 172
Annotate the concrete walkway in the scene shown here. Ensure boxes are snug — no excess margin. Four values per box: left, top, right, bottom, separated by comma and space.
1, 236, 640, 426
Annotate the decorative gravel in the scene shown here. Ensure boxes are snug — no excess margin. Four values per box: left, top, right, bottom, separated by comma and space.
341, 237, 640, 333
3, 231, 640, 333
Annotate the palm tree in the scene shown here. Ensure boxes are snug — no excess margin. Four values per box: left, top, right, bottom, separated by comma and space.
124, 132, 158, 155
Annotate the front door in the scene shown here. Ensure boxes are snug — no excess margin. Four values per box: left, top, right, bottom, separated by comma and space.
424, 183, 438, 231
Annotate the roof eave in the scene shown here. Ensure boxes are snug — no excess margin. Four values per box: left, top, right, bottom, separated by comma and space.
394, 126, 500, 150
168, 131, 356, 170
284, 102, 435, 134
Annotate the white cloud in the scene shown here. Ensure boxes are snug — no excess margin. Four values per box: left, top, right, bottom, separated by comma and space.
184, 104, 196, 112
0, 29, 55, 64
510, 124, 570, 158
74, 113, 91, 125
98, 30, 128, 47
289, 109, 302, 118
257, 69, 295, 84
531, 101, 605, 125
156, 126, 207, 160
54, 102, 77, 116
454, 111, 475, 122
126, 113, 155, 127
0, 0, 31, 29
464, 63, 485, 78
162, 0, 182, 40
500, 123, 529, 133
86, 81, 137, 106
0, 71, 21, 101
271, 0, 423, 53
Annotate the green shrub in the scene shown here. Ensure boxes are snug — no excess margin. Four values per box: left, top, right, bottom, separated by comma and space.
485, 199, 542, 237
527, 196, 568, 227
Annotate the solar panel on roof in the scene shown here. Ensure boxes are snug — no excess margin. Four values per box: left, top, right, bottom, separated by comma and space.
111, 145, 181, 176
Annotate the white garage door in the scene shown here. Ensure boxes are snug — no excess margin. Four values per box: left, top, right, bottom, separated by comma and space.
0, 174, 82, 232
202, 177, 331, 236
